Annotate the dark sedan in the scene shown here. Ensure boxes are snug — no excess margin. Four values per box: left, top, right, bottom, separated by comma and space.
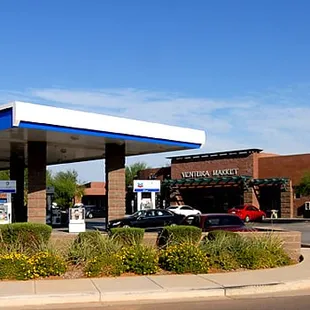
182, 213, 255, 232
85, 205, 105, 219
107, 209, 185, 231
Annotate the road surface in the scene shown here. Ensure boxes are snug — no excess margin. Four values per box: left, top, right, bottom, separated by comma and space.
12, 290, 310, 310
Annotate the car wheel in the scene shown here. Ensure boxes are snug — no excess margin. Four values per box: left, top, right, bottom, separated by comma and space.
170, 223, 177, 227
245, 215, 250, 223
123, 224, 130, 228
88, 213, 93, 219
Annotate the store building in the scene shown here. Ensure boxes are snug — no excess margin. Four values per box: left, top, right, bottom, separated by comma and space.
74, 182, 106, 208
138, 149, 310, 218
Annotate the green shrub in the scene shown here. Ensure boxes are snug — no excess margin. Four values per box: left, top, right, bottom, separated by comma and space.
121, 245, 158, 275
0, 223, 52, 252
28, 252, 67, 278
84, 254, 124, 277
206, 230, 241, 241
0, 252, 67, 280
0, 253, 31, 280
69, 230, 122, 263
200, 233, 243, 270
159, 243, 208, 274
236, 234, 291, 269
200, 232, 292, 271
157, 226, 202, 248
109, 228, 144, 246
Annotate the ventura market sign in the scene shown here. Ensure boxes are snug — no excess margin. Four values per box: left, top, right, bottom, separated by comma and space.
181, 168, 239, 178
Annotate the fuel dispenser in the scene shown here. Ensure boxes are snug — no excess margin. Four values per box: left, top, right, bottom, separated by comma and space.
46, 186, 62, 226
0, 180, 16, 224
133, 180, 161, 211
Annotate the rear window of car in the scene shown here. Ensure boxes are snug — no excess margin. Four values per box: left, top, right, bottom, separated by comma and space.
204, 216, 243, 228
168, 206, 178, 209
233, 206, 244, 209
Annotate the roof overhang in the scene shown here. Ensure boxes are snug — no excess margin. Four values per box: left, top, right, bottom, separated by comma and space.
0, 101, 206, 169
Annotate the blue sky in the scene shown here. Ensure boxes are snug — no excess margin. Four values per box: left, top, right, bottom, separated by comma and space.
1, 0, 310, 182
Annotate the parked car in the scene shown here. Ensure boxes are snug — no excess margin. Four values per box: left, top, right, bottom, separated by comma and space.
182, 213, 254, 232
84, 205, 105, 219
167, 205, 201, 216
107, 209, 185, 230
228, 204, 266, 222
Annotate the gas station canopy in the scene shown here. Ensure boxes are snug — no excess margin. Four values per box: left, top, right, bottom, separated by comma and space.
0, 101, 206, 169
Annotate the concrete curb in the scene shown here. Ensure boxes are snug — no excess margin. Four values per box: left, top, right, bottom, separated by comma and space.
2, 280, 310, 308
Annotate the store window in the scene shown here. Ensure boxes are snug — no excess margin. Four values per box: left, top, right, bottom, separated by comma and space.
294, 192, 301, 199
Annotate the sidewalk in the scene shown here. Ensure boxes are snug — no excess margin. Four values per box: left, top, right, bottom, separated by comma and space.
1, 249, 310, 308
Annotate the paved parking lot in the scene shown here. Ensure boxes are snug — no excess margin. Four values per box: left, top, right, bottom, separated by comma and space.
254, 221, 310, 244
54, 217, 310, 245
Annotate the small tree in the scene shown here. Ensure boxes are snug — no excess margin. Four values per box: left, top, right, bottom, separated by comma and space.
49, 170, 84, 208
0, 170, 9, 180
125, 162, 149, 188
296, 172, 310, 196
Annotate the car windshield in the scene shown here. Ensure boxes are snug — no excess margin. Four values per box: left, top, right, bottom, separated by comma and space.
168, 206, 178, 209
132, 210, 146, 217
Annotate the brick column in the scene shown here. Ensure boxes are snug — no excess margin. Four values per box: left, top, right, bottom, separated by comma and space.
27, 142, 47, 223
280, 180, 293, 218
105, 144, 125, 222
10, 143, 26, 222
243, 188, 253, 204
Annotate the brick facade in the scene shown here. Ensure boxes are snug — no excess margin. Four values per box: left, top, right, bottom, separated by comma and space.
105, 144, 126, 221
137, 167, 170, 181
259, 154, 310, 217
27, 141, 47, 223
259, 154, 310, 185
171, 154, 256, 179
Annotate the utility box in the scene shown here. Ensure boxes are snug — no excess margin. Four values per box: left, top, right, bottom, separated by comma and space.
69, 207, 86, 233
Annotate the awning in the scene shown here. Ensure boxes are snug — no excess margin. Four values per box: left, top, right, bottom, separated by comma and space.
250, 178, 289, 186
162, 176, 252, 187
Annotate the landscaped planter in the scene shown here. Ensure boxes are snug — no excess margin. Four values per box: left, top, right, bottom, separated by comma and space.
0, 225, 301, 281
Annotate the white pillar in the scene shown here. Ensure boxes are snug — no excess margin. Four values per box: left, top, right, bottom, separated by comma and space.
137, 192, 142, 211
151, 192, 156, 209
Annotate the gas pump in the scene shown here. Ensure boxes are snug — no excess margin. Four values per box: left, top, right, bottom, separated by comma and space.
133, 180, 161, 211
46, 186, 62, 226
46, 186, 53, 225
0, 181, 16, 224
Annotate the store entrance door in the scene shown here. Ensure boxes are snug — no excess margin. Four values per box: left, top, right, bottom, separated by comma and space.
259, 186, 281, 218
181, 187, 243, 213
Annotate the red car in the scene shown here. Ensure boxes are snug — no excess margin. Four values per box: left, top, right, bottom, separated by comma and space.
182, 213, 254, 232
228, 204, 266, 222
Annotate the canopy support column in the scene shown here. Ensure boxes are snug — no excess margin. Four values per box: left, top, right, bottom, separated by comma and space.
10, 143, 26, 222
27, 141, 47, 223
105, 144, 126, 223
